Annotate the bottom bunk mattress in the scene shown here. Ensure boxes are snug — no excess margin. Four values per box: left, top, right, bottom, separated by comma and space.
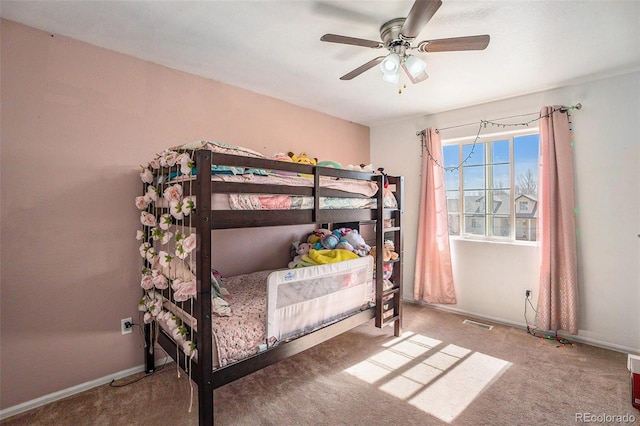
160, 256, 374, 368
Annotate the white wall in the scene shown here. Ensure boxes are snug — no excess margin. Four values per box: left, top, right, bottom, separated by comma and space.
371, 71, 640, 353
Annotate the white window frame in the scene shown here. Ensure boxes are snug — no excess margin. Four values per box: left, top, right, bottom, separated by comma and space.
442, 127, 539, 243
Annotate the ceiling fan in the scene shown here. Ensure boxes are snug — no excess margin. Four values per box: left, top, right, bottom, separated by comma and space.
320, 0, 490, 84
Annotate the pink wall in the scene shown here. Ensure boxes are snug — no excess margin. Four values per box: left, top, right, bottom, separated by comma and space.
0, 19, 369, 410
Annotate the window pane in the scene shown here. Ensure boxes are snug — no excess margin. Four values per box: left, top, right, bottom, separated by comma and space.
492, 216, 511, 237
448, 213, 460, 236
516, 218, 537, 241
446, 190, 460, 214
514, 134, 539, 197
464, 190, 485, 214
463, 165, 484, 190
443, 145, 459, 169
464, 215, 485, 235
492, 164, 510, 189
492, 140, 509, 164
462, 142, 484, 166
514, 134, 539, 241
447, 190, 460, 236
489, 189, 510, 215
444, 168, 459, 192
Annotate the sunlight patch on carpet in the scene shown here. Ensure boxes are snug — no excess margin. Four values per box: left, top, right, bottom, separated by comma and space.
345, 332, 441, 384
344, 332, 511, 423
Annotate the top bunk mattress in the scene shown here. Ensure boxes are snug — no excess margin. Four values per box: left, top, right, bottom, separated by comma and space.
140, 140, 399, 219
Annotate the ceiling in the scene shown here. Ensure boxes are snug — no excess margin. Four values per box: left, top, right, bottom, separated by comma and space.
2, 1, 639, 127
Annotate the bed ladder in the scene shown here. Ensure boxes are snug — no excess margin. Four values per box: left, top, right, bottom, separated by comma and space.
374, 175, 403, 337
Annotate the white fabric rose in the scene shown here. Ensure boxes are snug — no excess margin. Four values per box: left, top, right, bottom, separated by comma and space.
158, 251, 172, 268
145, 185, 159, 202
175, 243, 188, 259
170, 201, 184, 220
158, 214, 172, 230
162, 151, 179, 167
177, 153, 192, 176
153, 274, 169, 290
140, 211, 157, 227
166, 316, 178, 330
161, 231, 173, 245
183, 196, 196, 216
135, 196, 149, 210
139, 242, 151, 258
183, 341, 196, 357
174, 279, 196, 302
140, 168, 153, 184
163, 184, 183, 203
145, 247, 157, 263
141, 274, 154, 290
182, 234, 197, 253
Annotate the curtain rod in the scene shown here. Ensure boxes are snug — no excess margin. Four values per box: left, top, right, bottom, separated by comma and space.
416, 103, 582, 136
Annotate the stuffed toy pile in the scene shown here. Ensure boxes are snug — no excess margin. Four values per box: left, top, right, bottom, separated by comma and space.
288, 228, 371, 268
369, 240, 399, 281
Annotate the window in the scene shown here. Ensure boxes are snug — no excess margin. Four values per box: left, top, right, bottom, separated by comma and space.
443, 131, 539, 241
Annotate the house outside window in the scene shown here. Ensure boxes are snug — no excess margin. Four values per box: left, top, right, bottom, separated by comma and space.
443, 130, 539, 242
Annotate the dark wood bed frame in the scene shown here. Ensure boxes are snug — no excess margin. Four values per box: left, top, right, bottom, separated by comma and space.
143, 149, 404, 425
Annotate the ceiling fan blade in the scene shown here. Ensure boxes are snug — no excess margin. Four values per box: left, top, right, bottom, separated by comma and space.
402, 62, 429, 84
340, 56, 385, 80
321, 34, 383, 49
401, 0, 443, 39
417, 35, 490, 52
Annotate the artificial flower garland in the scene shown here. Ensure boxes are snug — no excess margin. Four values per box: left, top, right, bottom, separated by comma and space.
135, 149, 198, 360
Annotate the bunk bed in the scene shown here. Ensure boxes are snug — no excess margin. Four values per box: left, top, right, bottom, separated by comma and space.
136, 141, 404, 425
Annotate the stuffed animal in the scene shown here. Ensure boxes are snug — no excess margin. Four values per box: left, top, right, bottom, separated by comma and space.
317, 160, 343, 169
345, 163, 375, 173
287, 241, 311, 268
341, 229, 371, 257
320, 233, 339, 249
288, 152, 317, 165
307, 228, 331, 246
335, 241, 354, 252
297, 242, 312, 256
369, 240, 399, 262
271, 153, 296, 176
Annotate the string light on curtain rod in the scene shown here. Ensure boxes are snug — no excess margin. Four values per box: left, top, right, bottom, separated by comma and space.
417, 103, 582, 171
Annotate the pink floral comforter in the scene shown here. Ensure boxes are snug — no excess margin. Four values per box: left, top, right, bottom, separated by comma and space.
212, 173, 379, 197
212, 270, 271, 367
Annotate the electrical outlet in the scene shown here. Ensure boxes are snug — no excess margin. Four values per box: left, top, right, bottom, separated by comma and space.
525, 290, 532, 300
121, 317, 133, 335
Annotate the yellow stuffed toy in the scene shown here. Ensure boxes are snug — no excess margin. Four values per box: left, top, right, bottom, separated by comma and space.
288, 152, 317, 177
288, 152, 317, 165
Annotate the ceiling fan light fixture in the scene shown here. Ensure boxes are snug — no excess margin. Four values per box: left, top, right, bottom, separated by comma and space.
405, 55, 426, 78
382, 71, 400, 84
379, 53, 400, 75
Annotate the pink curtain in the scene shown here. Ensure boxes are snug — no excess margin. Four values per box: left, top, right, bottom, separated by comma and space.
536, 106, 579, 334
414, 128, 456, 304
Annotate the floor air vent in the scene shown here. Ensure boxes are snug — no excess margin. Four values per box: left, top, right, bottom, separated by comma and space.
463, 319, 494, 330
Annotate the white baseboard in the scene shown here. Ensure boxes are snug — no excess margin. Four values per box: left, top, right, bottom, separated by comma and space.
0, 357, 171, 421
405, 299, 640, 356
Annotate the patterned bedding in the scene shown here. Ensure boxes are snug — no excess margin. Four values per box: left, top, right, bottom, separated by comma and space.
228, 191, 397, 210
213, 270, 271, 367
177, 260, 374, 368
212, 173, 379, 197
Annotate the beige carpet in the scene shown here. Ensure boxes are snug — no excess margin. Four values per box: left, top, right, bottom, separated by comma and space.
2, 303, 637, 425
